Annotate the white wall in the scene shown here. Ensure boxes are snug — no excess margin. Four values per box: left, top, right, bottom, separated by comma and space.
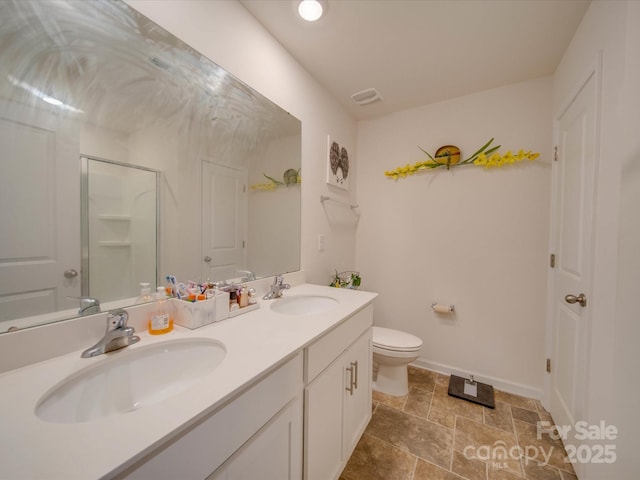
79, 123, 130, 162
126, 0, 359, 287
356, 77, 552, 397
553, 1, 639, 478
248, 134, 301, 278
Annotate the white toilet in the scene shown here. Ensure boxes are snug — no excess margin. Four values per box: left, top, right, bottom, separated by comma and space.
372, 326, 423, 396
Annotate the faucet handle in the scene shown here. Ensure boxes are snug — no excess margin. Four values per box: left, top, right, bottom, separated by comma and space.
106, 309, 128, 331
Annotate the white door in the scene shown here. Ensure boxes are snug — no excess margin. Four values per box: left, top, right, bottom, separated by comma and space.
0, 101, 80, 323
550, 71, 597, 435
201, 161, 247, 282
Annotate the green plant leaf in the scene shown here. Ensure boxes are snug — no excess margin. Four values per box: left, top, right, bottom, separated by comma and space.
418, 146, 436, 161
263, 173, 283, 185
462, 138, 495, 163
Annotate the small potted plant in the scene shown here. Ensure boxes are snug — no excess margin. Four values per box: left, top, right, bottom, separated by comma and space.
329, 270, 361, 289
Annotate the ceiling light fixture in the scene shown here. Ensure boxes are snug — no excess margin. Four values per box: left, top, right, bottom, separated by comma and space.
298, 0, 324, 22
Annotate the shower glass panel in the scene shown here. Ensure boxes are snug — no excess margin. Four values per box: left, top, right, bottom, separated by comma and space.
81, 157, 159, 303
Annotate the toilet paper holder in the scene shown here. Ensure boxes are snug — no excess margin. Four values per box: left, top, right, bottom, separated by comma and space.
431, 303, 455, 313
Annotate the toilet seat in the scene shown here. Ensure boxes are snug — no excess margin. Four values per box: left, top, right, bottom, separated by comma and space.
372, 326, 422, 353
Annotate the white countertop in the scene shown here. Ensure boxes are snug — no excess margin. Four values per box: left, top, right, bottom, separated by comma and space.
0, 284, 377, 480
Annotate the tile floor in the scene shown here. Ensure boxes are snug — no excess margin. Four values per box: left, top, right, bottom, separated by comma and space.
340, 366, 577, 480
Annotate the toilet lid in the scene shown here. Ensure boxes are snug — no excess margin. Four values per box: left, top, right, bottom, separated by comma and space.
372, 326, 422, 352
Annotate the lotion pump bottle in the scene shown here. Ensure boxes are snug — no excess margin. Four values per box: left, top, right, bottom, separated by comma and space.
135, 282, 154, 304
149, 286, 174, 335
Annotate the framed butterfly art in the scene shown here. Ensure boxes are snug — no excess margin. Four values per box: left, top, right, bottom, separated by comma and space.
326, 134, 350, 190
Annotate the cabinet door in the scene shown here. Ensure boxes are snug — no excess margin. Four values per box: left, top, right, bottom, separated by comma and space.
209, 396, 302, 480
343, 329, 372, 459
304, 356, 345, 480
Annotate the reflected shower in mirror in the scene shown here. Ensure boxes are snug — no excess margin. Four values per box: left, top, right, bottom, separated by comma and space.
0, 0, 301, 332
82, 157, 159, 304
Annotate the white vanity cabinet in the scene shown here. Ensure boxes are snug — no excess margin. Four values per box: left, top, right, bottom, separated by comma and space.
119, 353, 303, 480
304, 305, 373, 480
208, 396, 302, 480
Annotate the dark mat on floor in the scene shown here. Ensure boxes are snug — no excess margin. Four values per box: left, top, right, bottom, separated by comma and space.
448, 374, 495, 409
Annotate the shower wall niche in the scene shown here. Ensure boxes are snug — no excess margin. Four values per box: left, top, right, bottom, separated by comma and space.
81, 157, 158, 303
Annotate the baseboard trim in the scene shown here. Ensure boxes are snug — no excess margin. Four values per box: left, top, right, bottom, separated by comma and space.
411, 358, 543, 401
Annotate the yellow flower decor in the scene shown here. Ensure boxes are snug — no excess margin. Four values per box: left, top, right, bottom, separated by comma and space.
384, 138, 539, 180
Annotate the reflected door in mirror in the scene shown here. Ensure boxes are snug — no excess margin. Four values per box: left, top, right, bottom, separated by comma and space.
0, 101, 80, 321
201, 161, 247, 282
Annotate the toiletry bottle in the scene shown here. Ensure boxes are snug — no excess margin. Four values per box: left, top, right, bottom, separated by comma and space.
205, 286, 216, 300
187, 288, 197, 302
238, 284, 248, 308
149, 286, 174, 335
229, 289, 239, 311
248, 288, 257, 305
135, 282, 154, 304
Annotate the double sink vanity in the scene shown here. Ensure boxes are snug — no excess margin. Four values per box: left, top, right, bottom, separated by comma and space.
0, 282, 377, 480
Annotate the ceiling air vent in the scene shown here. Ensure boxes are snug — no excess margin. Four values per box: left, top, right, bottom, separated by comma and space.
351, 88, 382, 106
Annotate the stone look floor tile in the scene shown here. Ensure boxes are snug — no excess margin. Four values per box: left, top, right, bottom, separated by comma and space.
494, 390, 538, 411
511, 406, 540, 425
366, 404, 454, 469
413, 459, 461, 480
345, 367, 575, 480
437, 373, 451, 386
484, 401, 514, 433
340, 433, 416, 480
408, 366, 438, 392
513, 419, 573, 473
451, 449, 487, 480
522, 460, 562, 480
487, 464, 524, 480
537, 409, 554, 424
403, 387, 433, 419
428, 406, 456, 429
454, 417, 522, 478
372, 389, 407, 410
432, 384, 484, 422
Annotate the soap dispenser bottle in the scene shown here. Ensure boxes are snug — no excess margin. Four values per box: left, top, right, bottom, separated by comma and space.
135, 282, 154, 304
149, 286, 174, 335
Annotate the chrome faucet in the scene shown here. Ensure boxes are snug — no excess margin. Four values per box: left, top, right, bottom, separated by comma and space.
78, 297, 101, 316
81, 309, 140, 358
238, 270, 256, 281
263, 275, 290, 300
68, 296, 101, 316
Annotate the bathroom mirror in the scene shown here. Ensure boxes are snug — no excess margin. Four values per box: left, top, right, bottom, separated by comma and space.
0, 0, 301, 332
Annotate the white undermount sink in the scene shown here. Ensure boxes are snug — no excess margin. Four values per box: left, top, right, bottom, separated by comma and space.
270, 294, 338, 315
35, 338, 226, 424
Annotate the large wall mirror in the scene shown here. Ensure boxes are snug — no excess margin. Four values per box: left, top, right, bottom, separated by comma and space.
0, 0, 301, 332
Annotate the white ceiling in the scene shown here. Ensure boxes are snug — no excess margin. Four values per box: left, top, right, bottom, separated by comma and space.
240, 0, 590, 120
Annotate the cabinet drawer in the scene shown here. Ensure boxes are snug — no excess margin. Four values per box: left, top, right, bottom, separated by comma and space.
305, 304, 372, 383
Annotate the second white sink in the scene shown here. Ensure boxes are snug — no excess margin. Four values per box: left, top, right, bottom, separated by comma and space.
35, 338, 226, 424
270, 295, 338, 315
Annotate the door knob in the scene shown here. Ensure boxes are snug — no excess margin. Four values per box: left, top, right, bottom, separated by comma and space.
203, 256, 211, 262
564, 293, 587, 307
64, 269, 78, 278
